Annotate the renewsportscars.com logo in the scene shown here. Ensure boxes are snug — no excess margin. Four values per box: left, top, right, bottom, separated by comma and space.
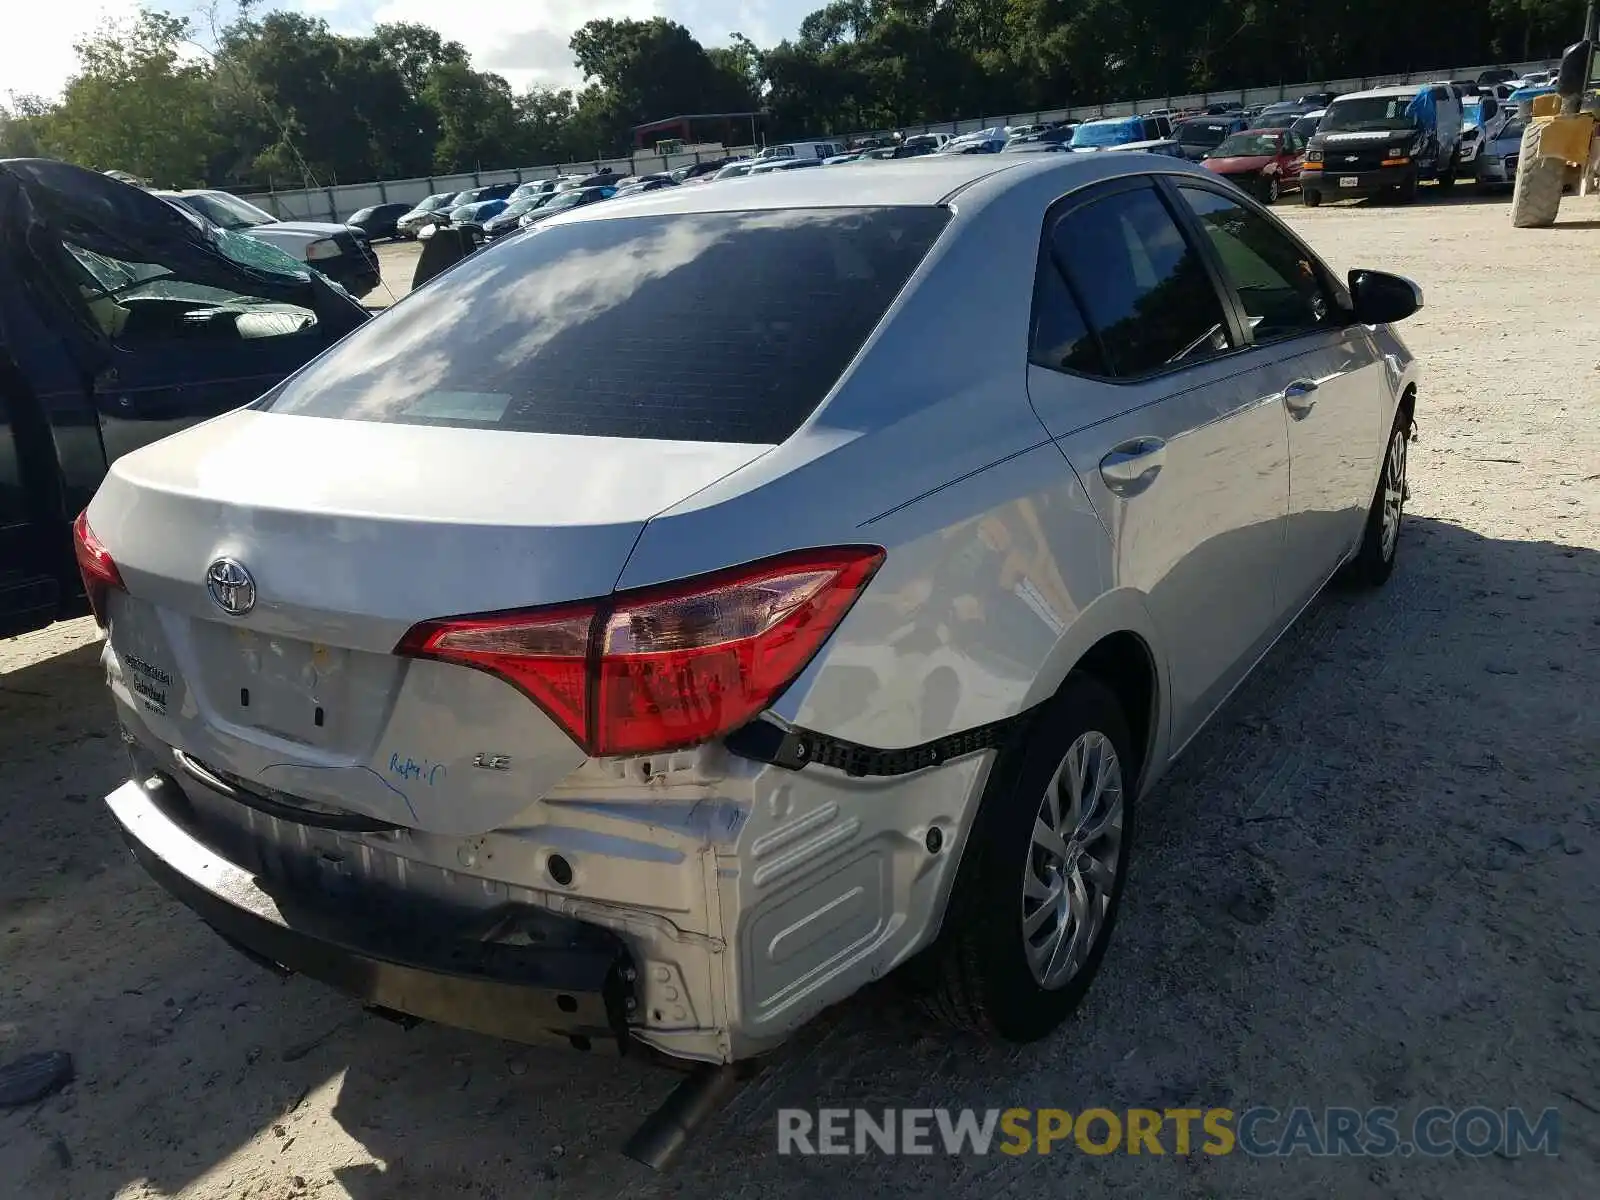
777, 1106, 1562, 1158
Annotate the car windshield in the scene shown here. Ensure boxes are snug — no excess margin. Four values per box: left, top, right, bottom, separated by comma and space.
1319, 96, 1421, 133
1210, 131, 1285, 157
1176, 120, 1234, 146
1498, 120, 1525, 141
1071, 122, 1139, 147
499, 196, 546, 220
714, 164, 753, 179
179, 192, 277, 231
260, 206, 951, 444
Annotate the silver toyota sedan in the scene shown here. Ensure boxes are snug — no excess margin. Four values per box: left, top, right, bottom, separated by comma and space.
84, 153, 1421, 1085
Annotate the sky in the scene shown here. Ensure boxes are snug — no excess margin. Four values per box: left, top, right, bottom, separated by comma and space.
1, 0, 814, 104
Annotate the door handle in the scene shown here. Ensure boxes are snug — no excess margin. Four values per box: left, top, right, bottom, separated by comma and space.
1283, 378, 1319, 416
1099, 437, 1167, 491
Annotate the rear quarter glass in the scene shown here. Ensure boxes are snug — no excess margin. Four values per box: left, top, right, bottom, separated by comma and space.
260, 206, 951, 445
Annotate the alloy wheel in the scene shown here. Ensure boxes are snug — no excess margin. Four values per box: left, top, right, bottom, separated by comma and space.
1381, 426, 1408, 561
1022, 730, 1125, 990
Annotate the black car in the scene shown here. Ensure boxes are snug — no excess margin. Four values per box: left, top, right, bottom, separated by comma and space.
670, 159, 730, 182
1172, 115, 1247, 159
1248, 102, 1318, 129
574, 169, 621, 189
448, 182, 518, 208
346, 202, 411, 241
1478, 66, 1518, 86
480, 194, 554, 239
0, 158, 369, 639
1296, 92, 1340, 107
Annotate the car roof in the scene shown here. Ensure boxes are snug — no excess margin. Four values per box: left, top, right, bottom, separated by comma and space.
1336, 85, 1430, 100
539, 153, 1218, 231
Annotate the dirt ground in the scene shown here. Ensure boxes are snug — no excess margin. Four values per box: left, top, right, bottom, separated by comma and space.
2, 189, 1598, 1200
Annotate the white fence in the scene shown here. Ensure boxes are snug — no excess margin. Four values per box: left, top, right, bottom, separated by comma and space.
242, 58, 1557, 223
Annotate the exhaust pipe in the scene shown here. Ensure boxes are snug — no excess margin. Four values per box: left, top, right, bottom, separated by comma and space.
622, 1061, 755, 1170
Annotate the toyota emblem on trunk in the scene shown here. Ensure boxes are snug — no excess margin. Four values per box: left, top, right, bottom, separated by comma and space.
206, 558, 256, 616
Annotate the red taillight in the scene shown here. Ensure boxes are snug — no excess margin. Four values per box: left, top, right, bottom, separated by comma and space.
73, 512, 125, 626
397, 547, 884, 757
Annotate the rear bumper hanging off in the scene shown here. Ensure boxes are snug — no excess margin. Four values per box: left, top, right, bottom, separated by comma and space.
106, 773, 635, 1050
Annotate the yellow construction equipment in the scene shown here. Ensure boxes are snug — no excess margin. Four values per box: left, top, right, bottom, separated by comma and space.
1511, 29, 1600, 225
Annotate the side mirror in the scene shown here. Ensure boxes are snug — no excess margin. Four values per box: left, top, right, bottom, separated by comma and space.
1348, 270, 1424, 324
1557, 40, 1592, 102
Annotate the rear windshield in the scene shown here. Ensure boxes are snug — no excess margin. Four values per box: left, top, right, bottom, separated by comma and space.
261, 206, 950, 443
1176, 120, 1234, 145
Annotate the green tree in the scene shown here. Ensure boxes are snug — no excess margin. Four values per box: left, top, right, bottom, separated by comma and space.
569, 18, 759, 149
371, 22, 469, 98
421, 60, 522, 171
43, 11, 224, 187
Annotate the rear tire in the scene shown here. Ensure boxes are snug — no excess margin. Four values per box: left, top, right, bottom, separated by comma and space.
914, 675, 1136, 1042
1397, 174, 1419, 203
1437, 168, 1457, 192
1302, 188, 1322, 207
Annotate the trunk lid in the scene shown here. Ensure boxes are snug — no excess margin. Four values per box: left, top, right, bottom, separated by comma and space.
92, 408, 769, 836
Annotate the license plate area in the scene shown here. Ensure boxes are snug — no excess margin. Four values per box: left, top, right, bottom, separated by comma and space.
186, 620, 402, 748
1339, 175, 1360, 188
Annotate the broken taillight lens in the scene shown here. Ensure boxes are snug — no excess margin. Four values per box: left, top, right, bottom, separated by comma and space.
72, 511, 125, 626
396, 546, 884, 757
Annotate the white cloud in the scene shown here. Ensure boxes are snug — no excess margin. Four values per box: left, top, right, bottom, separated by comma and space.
2, 1, 141, 104
4, 0, 813, 105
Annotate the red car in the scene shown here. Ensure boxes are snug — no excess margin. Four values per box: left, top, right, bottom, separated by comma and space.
1201, 127, 1307, 204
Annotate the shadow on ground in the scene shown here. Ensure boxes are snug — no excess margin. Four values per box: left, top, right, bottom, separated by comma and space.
2, 515, 1596, 1199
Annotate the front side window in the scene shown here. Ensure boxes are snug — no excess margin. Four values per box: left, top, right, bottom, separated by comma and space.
1050, 185, 1232, 377
62, 242, 317, 343
1176, 187, 1334, 344
262, 206, 950, 444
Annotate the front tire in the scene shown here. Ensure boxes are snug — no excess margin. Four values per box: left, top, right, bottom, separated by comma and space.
1346, 409, 1411, 588
916, 675, 1136, 1042
1262, 175, 1281, 204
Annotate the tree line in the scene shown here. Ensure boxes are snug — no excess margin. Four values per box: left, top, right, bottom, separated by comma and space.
0, 0, 1584, 191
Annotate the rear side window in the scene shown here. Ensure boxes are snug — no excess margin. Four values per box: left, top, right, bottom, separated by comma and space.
1050, 186, 1233, 377
264, 207, 949, 443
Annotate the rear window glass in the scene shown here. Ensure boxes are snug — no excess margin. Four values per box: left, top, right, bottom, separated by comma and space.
262, 206, 948, 443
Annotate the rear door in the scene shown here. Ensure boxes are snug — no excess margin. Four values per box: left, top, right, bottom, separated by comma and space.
1169, 180, 1384, 612
1024, 177, 1292, 751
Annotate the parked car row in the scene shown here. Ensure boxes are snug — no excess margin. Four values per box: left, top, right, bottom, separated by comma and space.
154, 189, 381, 299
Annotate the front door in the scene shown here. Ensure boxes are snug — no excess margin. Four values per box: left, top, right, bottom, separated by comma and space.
1024, 178, 1292, 752
1170, 182, 1385, 613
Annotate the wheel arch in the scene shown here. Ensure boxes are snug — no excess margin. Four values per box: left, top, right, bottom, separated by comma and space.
1021, 589, 1170, 791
